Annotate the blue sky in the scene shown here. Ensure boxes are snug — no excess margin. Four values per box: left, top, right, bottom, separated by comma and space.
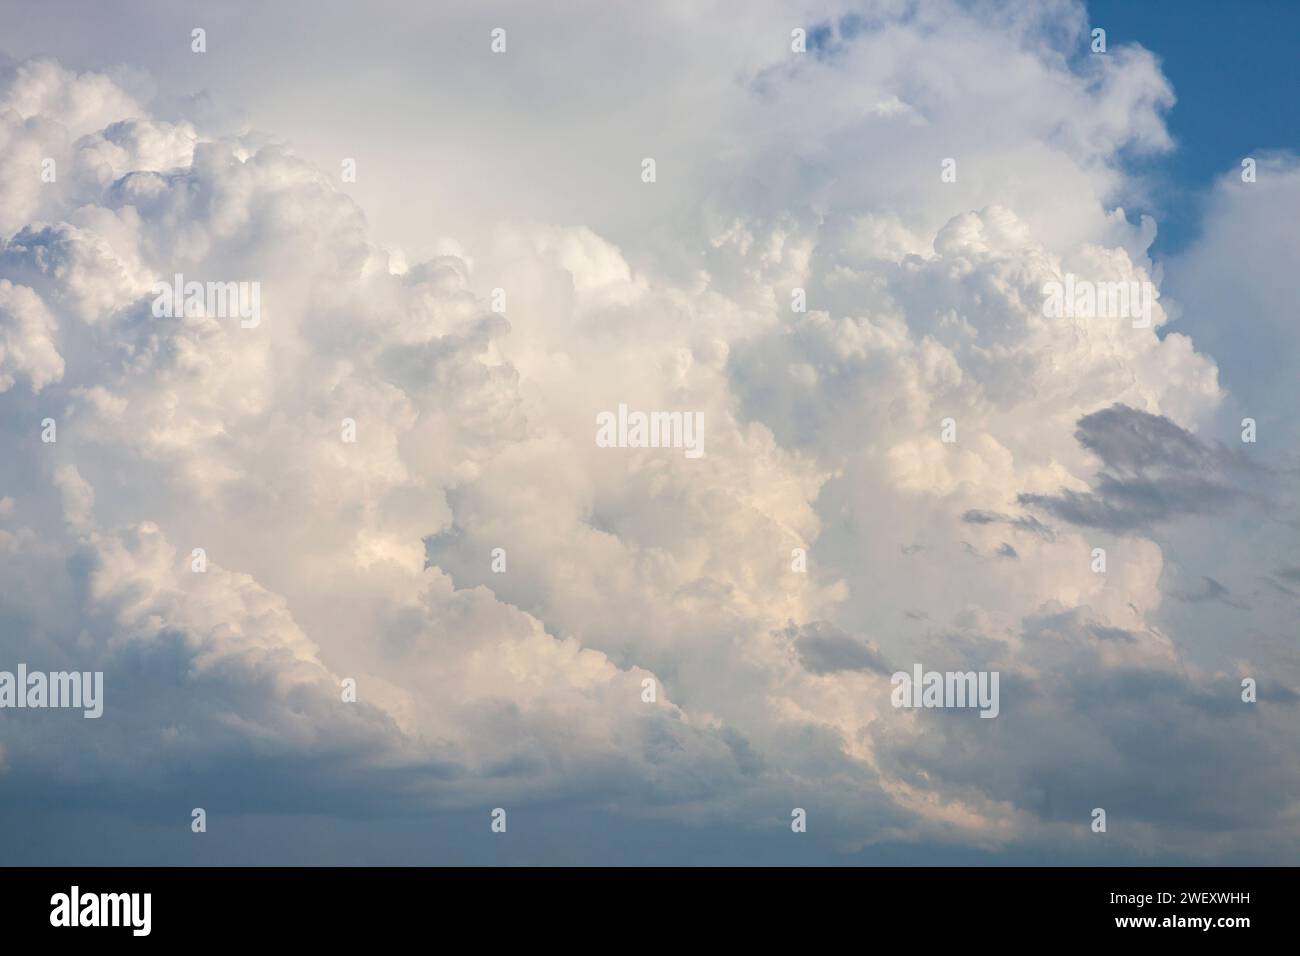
1089, 0, 1300, 255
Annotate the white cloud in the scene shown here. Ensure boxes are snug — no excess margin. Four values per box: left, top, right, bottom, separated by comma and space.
0, 1, 1297, 862
0, 278, 63, 392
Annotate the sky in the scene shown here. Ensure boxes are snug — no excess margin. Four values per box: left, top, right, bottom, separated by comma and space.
1088, 0, 1300, 255
0, 0, 1297, 865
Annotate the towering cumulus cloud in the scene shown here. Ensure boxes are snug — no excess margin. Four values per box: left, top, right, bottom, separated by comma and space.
0, 1, 1296, 863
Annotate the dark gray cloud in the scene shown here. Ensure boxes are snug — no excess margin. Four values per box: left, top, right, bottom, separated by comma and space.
961, 509, 1056, 540
1073, 403, 1214, 474
781, 621, 890, 675
1087, 623, 1138, 643
1018, 404, 1257, 533
1168, 575, 1247, 610
879, 609, 1300, 844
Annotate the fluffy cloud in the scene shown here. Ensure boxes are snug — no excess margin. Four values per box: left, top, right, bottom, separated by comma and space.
0, 2, 1297, 863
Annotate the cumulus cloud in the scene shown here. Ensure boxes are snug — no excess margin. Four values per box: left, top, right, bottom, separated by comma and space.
0, 2, 1297, 864
0, 278, 63, 392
